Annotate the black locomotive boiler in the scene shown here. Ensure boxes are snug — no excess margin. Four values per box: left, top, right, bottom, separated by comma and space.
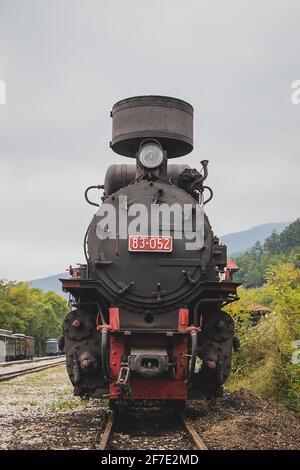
60, 96, 240, 409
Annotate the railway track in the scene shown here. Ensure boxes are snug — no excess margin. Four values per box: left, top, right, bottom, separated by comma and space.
180, 414, 208, 450
98, 407, 208, 451
0, 356, 66, 382
0, 356, 64, 368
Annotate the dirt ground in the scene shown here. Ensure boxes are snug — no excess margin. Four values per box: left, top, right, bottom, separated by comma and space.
0, 366, 299, 450
188, 390, 300, 450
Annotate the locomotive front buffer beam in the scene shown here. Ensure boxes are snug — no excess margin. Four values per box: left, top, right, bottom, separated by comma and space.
96, 307, 198, 404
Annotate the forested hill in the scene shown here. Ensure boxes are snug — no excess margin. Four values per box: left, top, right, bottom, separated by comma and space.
30, 272, 69, 297
220, 221, 289, 255
233, 219, 300, 287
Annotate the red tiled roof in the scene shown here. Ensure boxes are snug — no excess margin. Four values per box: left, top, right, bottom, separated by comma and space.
227, 257, 239, 271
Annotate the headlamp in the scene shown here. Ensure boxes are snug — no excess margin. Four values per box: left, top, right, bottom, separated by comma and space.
138, 144, 164, 169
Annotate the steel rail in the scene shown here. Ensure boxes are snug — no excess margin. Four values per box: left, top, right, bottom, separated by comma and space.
180, 414, 208, 450
0, 358, 66, 382
97, 408, 208, 451
0, 355, 65, 368
98, 411, 116, 450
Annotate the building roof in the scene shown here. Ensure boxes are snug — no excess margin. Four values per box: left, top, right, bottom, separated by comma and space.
248, 303, 272, 312
227, 257, 239, 272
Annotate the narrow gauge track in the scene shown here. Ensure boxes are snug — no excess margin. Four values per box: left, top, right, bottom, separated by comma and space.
98, 407, 208, 451
0, 356, 66, 382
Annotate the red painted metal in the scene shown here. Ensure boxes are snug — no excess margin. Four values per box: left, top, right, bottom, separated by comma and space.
109, 308, 120, 331
61, 279, 80, 291
178, 308, 189, 332
128, 235, 173, 252
129, 377, 186, 400
72, 319, 80, 328
109, 331, 187, 401
71, 268, 80, 277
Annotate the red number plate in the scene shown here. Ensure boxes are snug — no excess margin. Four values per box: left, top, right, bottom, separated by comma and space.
128, 236, 173, 252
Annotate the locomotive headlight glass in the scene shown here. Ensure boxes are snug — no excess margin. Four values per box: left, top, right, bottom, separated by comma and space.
139, 144, 164, 169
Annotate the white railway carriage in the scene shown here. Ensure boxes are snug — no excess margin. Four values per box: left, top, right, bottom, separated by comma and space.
45, 338, 59, 356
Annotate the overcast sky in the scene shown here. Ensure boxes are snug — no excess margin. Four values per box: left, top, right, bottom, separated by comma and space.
0, 0, 299, 281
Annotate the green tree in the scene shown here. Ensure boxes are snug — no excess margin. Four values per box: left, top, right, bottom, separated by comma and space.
278, 219, 300, 252
0, 281, 69, 355
264, 230, 280, 254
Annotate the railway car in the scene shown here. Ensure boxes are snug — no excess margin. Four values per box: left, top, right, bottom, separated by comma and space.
0, 330, 36, 362
0, 330, 15, 362
60, 96, 240, 410
25, 335, 35, 358
13, 334, 26, 359
45, 338, 59, 356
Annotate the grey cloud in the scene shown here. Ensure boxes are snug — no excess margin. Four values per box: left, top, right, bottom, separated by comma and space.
0, 0, 299, 280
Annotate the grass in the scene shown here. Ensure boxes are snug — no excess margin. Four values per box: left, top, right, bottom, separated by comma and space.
102, 398, 109, 408
0, 364, 105, 414
18, 365, 67, 386
0, 365, 77, 409
48, 399, 83, 411
227, 356, 281, 399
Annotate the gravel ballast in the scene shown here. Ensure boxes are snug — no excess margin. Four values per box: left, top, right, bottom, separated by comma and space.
0, 366, 299, 450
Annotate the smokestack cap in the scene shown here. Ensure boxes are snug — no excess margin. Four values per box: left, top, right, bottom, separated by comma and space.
110, 95, 193, 158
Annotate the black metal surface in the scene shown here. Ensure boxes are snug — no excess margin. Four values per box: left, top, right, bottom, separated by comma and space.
104, 163, 190, 196
84, 185, 103, 207
110, 96, 193, 158
87, 179, 214, 311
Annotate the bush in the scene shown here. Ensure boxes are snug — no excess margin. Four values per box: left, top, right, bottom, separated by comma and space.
226, 262, 300, 414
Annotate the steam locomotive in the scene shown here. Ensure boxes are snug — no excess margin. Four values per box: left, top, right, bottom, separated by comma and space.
60, 96, 240, 410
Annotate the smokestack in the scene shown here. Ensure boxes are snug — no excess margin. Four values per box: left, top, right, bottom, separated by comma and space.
110, 95, 193, 158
